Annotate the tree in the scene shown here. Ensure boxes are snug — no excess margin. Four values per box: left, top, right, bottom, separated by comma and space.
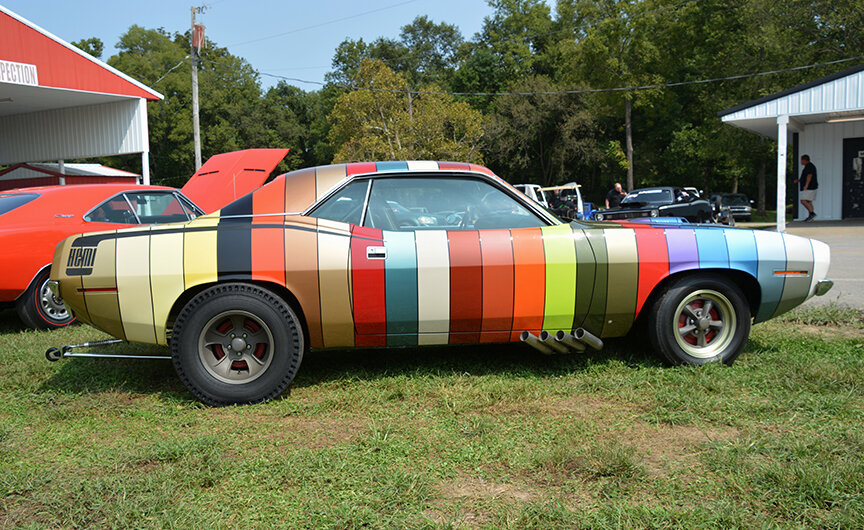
327, 16, 463, 89
328, 59, 484, 163
485, 75, 603, 186
72, 37, 104, 59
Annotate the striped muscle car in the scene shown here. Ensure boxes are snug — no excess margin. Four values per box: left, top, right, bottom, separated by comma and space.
49, 161, 833, 405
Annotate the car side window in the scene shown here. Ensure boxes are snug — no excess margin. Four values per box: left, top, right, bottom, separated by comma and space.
362, 177, 545, 231
309, 180, 369, 225
84, 196, 138, 224
123, 192, 198, 224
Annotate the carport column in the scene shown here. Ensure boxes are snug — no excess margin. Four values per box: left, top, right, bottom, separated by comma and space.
776, 115, 789, 232
58, 159, 65, 185
141, 152, 150, 185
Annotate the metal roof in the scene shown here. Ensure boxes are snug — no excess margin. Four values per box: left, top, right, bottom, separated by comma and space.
719, 64, 864, 137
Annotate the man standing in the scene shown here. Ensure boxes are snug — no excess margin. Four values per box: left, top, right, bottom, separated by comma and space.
794, 155, 818, 222
605, 182, 626, 209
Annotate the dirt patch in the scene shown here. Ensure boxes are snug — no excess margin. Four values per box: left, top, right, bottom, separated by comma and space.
626, 423, 739, 476
427, 475, 543, 526
792, 324, 864, 340
202, 410, 367, 450
487, 394, 623, 420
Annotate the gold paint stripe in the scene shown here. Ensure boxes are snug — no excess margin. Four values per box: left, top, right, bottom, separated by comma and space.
314, 164, 347, 201
184, 216, 219, 289
603, 228, 638, 337
150, 229, 185, 345
318, 228, 354, 348
116, 234, 157, 344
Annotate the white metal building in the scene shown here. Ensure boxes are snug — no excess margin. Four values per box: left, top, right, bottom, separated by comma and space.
0, 5, 162, 184
720, 64, 864, 230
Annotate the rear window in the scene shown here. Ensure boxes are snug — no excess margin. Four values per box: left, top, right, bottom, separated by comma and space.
0, 192, 39, 216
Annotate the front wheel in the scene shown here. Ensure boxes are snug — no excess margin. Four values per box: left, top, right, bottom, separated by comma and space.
171, 283, 305, 406
16, 268, 76, 329
647, 274, 751, 365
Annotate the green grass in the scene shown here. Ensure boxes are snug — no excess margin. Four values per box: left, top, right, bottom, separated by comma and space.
1, 306, 863, 527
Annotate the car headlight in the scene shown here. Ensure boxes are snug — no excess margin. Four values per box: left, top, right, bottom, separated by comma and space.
650, 209, 660, 217
417, 215, 436, 225
595, 213, 604, 221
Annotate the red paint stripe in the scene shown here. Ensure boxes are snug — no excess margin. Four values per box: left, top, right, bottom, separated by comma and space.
634, 227, 669, 316
510, 227, 546, 341
479, 229, 514, 342
438, 161, 471, 171
346, 162, 377, 176
77, 287, 117, 293
448, 230, 482, 343
251, 178, 286, 285
468, 163, 495, 177
350, 225, 387, 345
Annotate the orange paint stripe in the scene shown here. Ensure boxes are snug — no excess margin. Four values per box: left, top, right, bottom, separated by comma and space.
510, 227, 545, 341
479, 229, 515, 340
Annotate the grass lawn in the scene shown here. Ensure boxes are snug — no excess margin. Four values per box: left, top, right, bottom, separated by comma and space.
1, 306, 862, 528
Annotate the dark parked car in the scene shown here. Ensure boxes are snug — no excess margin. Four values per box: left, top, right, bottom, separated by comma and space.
710, 193, 753, 221
595, 187, 713, 223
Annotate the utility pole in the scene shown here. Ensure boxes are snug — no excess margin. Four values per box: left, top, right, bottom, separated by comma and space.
190, 5, 207, 170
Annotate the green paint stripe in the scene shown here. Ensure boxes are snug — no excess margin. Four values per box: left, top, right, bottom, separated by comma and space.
584, 230, 609, 336
602, 228, 639, 338
571, 226, 596, 330
541, 224, 577, 332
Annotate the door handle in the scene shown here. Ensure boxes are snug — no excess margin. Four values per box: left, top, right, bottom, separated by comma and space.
367, 246, 386, 260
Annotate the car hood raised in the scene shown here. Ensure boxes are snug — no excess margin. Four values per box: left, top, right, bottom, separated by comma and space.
180, 148, 289, 213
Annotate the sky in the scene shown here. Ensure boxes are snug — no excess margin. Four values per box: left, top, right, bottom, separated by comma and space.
2, 0, 496, 90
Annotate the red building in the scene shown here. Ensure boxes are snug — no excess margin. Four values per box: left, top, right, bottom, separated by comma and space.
0, 5, 162, 184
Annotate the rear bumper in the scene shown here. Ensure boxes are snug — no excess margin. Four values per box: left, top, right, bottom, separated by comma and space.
814, 279, 833, 296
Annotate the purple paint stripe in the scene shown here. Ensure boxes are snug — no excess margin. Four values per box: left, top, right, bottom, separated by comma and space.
665, 228, 699, 274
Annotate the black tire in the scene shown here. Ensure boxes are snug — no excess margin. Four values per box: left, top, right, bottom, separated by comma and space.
16, 267, 76, 329
171, 283, 304, 406
647, 274, 750, 366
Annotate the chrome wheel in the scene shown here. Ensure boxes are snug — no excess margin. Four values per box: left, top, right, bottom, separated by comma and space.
198, 310, 274, 384
39, 277, 70, 323
672, 289, 736, 359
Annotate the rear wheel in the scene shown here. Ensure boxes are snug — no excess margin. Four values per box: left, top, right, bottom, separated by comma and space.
647, 274, 750, 365
16, 268, 76, 329
171, 283, 304, 406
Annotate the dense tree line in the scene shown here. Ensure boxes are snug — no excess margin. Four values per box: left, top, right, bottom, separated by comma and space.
81, 0, 863, 209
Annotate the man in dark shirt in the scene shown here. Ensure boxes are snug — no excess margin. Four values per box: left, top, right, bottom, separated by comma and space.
605, 182, 626, 209
794, 154, 818, 221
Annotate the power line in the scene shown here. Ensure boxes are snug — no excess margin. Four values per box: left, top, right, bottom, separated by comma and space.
198, 54, 864, 96
224, 0, 422, 48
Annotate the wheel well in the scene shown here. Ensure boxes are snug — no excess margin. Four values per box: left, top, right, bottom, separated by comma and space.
14, 264, 50, 304
166, 281, 310, 347
638, 269, 761, 322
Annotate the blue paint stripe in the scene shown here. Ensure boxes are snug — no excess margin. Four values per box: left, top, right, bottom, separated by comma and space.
376, 161, 409, 172
383, 230, 418, 345
754, 231, 786, 322
695, 227, 729, 269
725, 229, 758, 278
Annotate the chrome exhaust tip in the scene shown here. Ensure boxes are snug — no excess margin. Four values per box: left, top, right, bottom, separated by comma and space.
539, 330, 571, 354
554, 330, 586, 352
520, 331, 555, 355
574, 328, 603, 350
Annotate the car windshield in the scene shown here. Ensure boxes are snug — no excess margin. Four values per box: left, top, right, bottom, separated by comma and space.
722, 194, 749, 206
0, 192, 39, 216
621, 189, 672, 206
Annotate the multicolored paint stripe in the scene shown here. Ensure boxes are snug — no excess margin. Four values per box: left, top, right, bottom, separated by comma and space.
54, 163, 827, 350
58, 219, 824, 350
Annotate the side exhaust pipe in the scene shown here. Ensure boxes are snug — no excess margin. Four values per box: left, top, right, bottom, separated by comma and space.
520, 331, 555, 355
539, 331, 570, 354
575, 328, 603, 350
554, 330, 586, 352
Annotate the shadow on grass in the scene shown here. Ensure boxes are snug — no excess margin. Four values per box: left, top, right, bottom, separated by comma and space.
35, 333, 661, 402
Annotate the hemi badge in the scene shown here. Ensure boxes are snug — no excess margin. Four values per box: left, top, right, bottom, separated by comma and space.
773, 270, 809, 276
